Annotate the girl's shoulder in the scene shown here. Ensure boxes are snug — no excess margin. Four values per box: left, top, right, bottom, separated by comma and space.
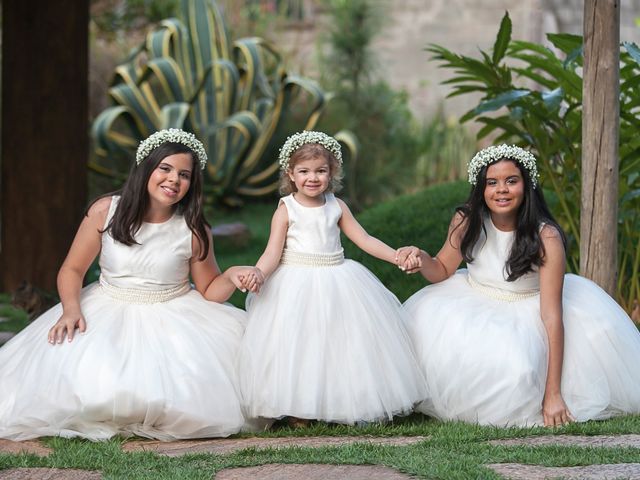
87, 195, 114, 220
539, 223, 562, 240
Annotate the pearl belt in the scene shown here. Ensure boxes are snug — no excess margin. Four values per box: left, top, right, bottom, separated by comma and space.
99, 276, 191, 304
280, 248, 345, 267
467, 275, 538, 302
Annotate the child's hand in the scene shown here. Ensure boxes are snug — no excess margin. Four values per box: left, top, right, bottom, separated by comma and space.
396, 246, 422, 274
236, 267, 264, 293
48, 311, 86, 344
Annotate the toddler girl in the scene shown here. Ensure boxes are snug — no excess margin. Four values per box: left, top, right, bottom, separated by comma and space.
238, 131, 425, 426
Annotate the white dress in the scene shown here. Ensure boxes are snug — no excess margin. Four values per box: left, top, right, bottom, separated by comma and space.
0, 197, 248, 441
238, 193, 426, 424
404, 216, 640, 426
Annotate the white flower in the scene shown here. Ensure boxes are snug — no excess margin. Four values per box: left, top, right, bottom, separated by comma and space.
468, 144, 539, 187
278, 131, 342, 171
136, 128, 208, 170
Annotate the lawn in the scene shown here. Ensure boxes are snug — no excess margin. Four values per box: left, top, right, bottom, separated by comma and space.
2, 415, 640, 479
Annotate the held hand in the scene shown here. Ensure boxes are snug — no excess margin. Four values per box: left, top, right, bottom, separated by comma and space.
48, 311, 86, 344
396, 246, 422, 274
233, 267, 264, 293
542, 392, 576, 427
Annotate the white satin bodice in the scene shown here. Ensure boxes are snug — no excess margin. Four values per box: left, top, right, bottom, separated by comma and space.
99, 196, 192, 291
280, 193, 343, 254
466, 216, 540, 295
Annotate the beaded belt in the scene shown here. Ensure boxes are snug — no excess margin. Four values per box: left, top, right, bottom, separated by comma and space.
280, 249, 344, 267
467, 275, 538, 302
99, 276, 191, 304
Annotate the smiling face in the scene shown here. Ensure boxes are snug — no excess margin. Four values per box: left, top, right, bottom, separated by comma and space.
483, 159, 525, 227
146, 152, 193, 213
287, 155, 331, 205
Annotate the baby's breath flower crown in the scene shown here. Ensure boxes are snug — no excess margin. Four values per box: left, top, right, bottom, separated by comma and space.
278, 130, 342, 171
136, 128, 208, 170
468, 144, 539, 188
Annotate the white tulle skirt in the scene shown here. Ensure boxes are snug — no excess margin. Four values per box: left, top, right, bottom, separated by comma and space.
238, 260, 426, 424
0, 283, 248, 441
404, 270, 640, 426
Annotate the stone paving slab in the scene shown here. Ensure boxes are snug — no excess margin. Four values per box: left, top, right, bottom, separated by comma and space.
0, 468, 102, 480
0, 439, 52, 456
0, 332, 15, 344
487, 462, 640, 479
489, 434, 640, 448
215, 464, 414, 479
123, 435, 428, 457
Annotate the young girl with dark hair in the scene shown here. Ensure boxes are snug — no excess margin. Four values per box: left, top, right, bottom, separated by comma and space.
0, 129, 259, 441
398, 144, 640, 427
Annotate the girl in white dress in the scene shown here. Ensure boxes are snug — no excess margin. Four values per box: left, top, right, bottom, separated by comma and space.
237, 131, 426, 427
0, 129, 260, 441
399, 144, 640, 427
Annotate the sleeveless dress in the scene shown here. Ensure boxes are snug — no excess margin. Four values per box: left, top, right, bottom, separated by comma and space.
404, 216, 640, 426
238, 193, 426, 424
0, 196, 248, 441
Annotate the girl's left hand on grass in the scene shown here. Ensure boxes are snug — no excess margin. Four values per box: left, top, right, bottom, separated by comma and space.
542, 391, 575, 427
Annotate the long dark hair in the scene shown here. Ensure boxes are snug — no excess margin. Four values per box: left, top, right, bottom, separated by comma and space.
95, 142, 210, 261
454, 158, 566, 281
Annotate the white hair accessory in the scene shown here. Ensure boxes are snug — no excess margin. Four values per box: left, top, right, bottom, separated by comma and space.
278, 131, 342, 171
136, 128, 208, 170
468, 144, 539, 187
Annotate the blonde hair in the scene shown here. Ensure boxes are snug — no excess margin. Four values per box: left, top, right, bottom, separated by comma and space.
279, 143, 344, 195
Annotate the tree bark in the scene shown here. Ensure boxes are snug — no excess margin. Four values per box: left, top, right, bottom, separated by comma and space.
1, 0, 89, 291
580, 0, 619, 296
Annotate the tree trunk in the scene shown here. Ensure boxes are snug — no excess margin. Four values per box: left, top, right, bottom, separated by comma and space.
580, 0, 619, 296
1, 0, 89, 292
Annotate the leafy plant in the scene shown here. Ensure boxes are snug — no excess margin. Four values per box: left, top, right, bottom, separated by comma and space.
415, 109, 477, 187
426, 12, 640, 312
92, 0, 355, 206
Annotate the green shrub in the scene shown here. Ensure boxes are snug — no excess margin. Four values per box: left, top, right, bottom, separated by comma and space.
343, 181, 469, 302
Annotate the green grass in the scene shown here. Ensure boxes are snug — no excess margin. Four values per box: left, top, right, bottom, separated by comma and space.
2, 415, 640, 479
0, 293, 30, 333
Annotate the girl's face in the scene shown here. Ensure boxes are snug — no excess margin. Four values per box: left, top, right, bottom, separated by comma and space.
483, 160, 525, 222
288, 156, 331, 204
147, 153, 193, 211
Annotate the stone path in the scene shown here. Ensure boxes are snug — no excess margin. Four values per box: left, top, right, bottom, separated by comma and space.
0, 468, 102, 480
0, 332, 15, 344
215, 464, 413, 479
0, 439, 51, 456
489, 434, 640, 448
487, 462, 640, 479
123, 435, 428, 457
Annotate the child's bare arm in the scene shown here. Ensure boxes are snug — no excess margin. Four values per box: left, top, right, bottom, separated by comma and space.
255, 204, 289, 278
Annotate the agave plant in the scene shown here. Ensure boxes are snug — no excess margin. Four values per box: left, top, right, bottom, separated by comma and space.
92, 0, 356, 205
427, 12, 640, 313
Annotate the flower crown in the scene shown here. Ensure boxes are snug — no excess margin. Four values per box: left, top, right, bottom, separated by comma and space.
136, 128, 208, 170
278, 131, 342, 171
468, 144, 539, 187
